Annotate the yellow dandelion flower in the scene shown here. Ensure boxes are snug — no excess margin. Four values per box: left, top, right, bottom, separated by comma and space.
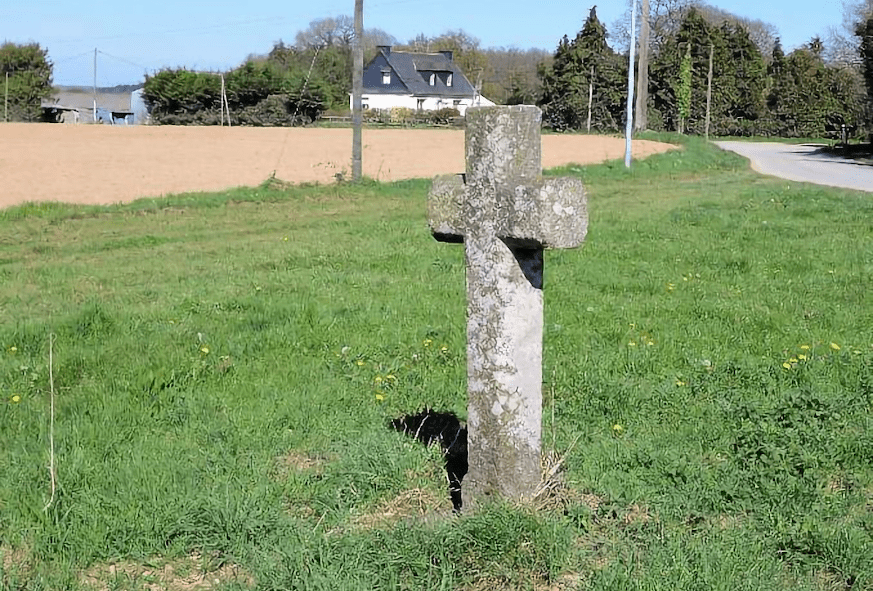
800, 344, 810, 350
797, 354, 807, 361
629, 341, 637, 347
675, 380, 686, 387
789, 357, 798, 363
11, 394, 21, 403
646, 340, 655, 346
374, 376, 383, 383
667, 283, 675, 291
440, 346, 448, 353
830, 342, 841, 351
375, 393, 385, 402
386, 374, 396, 381
423, 338, 433, 347
356, 359, 365, 366
612, 424, 623, 434
8, 346, 17, 353
200, 345, 210, 355
782, 362, 791, 370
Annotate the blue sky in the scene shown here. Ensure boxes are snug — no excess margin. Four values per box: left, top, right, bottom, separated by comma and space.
2, 0, 846, 87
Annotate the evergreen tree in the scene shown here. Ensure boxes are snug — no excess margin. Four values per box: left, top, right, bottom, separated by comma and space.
651, 8, 714, 132
766, 39, 858, 137
538, 7, 627, 131
710, 21, 766, 133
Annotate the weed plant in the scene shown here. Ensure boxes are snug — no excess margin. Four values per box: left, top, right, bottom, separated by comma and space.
1, 135, 871, 589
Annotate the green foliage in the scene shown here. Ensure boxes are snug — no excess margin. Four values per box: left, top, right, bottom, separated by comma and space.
765, 39, 865, 138
0, 42, 53, 122
677, 43, 692, 133
142, 56, 327, 126
652, 8, 767, 135
538, 7, 627, 132
427, 107, 461, 124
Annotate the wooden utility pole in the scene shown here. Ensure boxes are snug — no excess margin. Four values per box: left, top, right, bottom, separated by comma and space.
93, 48, 97, 123
634, 0, 650, 132
4, 71, 8, 123
705, 43, 713, 139
352, 0, 363, 182
625, 0, 637, 168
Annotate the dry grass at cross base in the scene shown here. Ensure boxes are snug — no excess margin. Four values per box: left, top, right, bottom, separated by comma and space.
0, 124, 676, 209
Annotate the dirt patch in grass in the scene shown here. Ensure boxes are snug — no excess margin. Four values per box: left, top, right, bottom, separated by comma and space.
1, 544, 34, 581
351, 486, 448, 529
0, 124, 675, 209
79, 552, 254, 591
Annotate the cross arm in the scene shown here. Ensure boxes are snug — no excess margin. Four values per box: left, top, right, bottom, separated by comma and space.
427, 174, 588, 249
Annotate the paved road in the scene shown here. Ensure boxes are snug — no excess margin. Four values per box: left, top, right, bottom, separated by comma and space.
715, 141, 873, 193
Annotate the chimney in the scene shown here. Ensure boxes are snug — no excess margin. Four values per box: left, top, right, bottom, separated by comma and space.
377, 45, 391, 56
440, 50, 453, 61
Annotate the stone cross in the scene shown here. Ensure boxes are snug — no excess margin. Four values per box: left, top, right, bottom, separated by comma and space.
428, 105, 588, 509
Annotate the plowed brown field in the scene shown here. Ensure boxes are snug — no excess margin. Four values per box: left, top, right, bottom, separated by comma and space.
0, 123, 675, 208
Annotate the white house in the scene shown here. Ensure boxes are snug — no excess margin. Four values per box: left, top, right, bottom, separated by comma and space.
351, 46, 495, 115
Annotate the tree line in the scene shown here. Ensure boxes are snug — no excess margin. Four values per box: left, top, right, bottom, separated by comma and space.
540, 6, 868, 137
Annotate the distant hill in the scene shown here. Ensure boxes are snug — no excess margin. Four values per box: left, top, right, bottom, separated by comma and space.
54, 84, 143, 94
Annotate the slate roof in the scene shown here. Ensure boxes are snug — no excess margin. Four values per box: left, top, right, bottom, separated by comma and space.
364, 48, 478, 97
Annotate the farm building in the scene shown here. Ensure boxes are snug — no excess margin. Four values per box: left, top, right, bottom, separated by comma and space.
352, 46, 494, 115
41, 87, 148, 124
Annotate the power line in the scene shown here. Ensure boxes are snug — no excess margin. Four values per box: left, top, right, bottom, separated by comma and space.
46, 16, 290, 45
98, 50, 150, 71
50, 50, 95, 64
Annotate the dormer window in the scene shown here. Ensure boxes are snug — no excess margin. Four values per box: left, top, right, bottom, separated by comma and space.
381, 69, 391, 84
447, 73, 453, 87
429, 73, 435, 86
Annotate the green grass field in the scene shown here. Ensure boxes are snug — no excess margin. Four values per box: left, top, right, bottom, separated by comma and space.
1, 136, 872, 590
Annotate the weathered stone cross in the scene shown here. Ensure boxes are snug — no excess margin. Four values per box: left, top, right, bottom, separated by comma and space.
428, 105, 588, 509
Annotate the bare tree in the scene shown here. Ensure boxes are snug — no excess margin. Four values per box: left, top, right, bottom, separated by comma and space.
295, 16, 356, 49
827, 0, 873, 64
295, 15, 396, 53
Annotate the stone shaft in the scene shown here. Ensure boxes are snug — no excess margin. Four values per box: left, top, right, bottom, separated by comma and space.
462, 106, 545, 507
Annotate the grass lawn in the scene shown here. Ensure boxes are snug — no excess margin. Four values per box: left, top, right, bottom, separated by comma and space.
1, 135, 872, 590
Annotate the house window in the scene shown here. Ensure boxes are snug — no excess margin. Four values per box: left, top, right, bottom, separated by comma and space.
447, 73, 453, 87
429, 73, 435, 86
453, 100, 461, 107
382, 70, 390, 84
417, 99, 425, 111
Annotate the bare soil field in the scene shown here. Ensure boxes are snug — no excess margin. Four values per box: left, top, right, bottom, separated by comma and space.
0, 123, 675, 209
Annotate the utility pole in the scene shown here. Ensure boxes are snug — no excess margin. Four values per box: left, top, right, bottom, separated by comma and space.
93, 48, 97, 123
352, 0, 363, 182
4, 71, 8, 123
705, 43, 713, 139
634, 0, 650, 132
625, 0, 637, 168
220, 74, 225, 126
586, 66, 593, 133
